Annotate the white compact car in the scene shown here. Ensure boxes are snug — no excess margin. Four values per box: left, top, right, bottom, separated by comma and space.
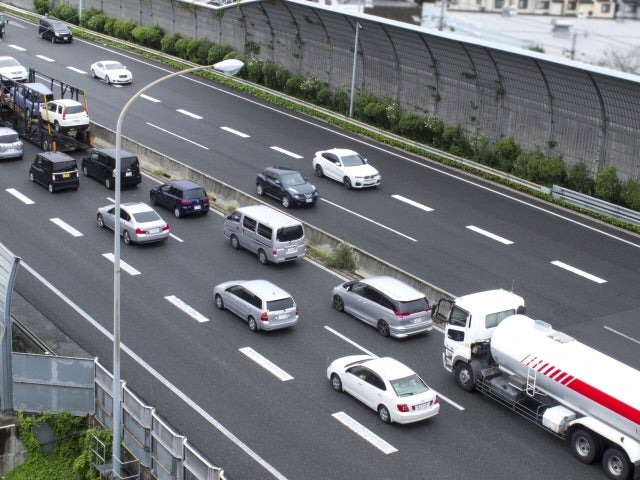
312, 148, 381, 189
0, 56, 28, 83
90, 60, 132, 85
39, 99, 90, 132
327, 355, 439, 424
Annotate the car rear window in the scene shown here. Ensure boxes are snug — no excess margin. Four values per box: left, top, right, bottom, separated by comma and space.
121, 156, 139, 168
52, 161, 77, 172
276, 225, 303, 242
0, 133, 19, 143
267, 297, 294, 311
396, 297, 429, 314
132, 211, 161, 223
183, 188, 206, 199
65, 104, 84, 114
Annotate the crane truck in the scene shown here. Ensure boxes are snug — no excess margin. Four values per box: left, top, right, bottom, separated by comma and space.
433, 289, 640, 480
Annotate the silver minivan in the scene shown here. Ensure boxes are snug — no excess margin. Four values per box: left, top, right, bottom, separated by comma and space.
331, 276, 433, 338
223, 205, 306, 265
213, 279, 298, 331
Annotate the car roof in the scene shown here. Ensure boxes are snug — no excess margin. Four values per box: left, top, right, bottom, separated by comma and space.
359, 276, 425, 301
95, 147, 136, 158
0, 127, 19, 136
322, 148, 358, 157
233, 205, 302, 227
37, 151, 75, 162
21, 83, 54, 95
455, 289, 525, 317
265, 166, 298, 174
51, 98, 83, 106
363, 357, 415, 380
240, 280, 292, 300
121, 202, 155, 213
170, 179, 202, 190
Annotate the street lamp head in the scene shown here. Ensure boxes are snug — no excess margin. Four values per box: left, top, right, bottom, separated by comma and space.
212, 59, 245, 76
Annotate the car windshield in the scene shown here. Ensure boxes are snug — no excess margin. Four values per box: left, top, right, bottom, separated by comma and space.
64, 104, 84, 114
390, 374, 429, 397
0, 58, 20, 68
396, 297, 429, 314
105, 63, 125, 70
0, 133, 20, 143
132, 211, 161, 223
52, 161, 76, 172
183, 188, 206, 199
280, 172, 305, 186
267, 298, 294, 311
52, 23, 69, 32
276, 225, 303, 242
340, 153, 366, 167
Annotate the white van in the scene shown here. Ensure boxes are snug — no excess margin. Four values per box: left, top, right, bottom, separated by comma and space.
224, 205, 306, 265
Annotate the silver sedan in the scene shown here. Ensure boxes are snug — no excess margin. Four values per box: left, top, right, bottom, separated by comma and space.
97, 202, 169, 245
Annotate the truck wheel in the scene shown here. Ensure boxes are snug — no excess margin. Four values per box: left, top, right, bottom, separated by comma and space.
602, 448, 631, 480
455, 362, 475, 392
570, 429, 601, 464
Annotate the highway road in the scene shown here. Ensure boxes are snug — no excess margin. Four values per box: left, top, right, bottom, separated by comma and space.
1, 13, 640, 479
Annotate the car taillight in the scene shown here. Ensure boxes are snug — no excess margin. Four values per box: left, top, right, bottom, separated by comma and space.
260, 312, 269, 322
434, 395, 439, 405
394, 311, 409, 318
62, 107, 66, 120
425, 306, 432, 313
272, 249, 277, 256
295, 306, 299, 316
181, 199, 189, 205
162, 224, 169, 231
397, 404, 409, 413
135, 228, 145, 235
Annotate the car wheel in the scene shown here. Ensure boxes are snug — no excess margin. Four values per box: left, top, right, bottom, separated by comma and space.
105, 177, 112, 189
256, 183, 264, 196
41, 138, 51, 152
54, 121, 61, 133
91, 69, 96, 78
281, 195, 291, 208
215, 294, 225, 310
602, 448, 631, 480
454, 362, 476, 392
122, 230, 131, 245
570, 429, 601, 464
248, 316, 258, 332
230, 235, 239, 249
82, 165, 88, 176
333, 295, 344, 312
377, 320, 390, 337
48, 183, 54, 193
51, 35, 55, 44
105, 75, 111, 85
29, 172, 35, 182
258, 249, 268, 265
315, 165, 323, 177
97, 214, 105, 228
330, 374, 343, 392
378, 405, 391, 424
39, 32, 45, 39
174, 207, 182, 218
343, 177, 352, 189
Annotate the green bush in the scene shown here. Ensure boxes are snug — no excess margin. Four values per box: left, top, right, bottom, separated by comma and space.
85, 12, 108, 32
398, 113, 425, 141
594, 166, 620, 203
491, 136, 520, 171
299, 76, 325, 101
316, 86, 332, 107
160, 33, 183, 55
363, 101, 388, 129
513, 148, 544, 181
246, 58, 264, 83
51, 3, 78, 24
620, 178, 640, 211
535, 155, 565, 186
566, 162, 594, 194
353, 91, 378, 119
471, 133, 492, 165
207, 43, 234, 64
284, 75, 305, 96
102, 17, 117, 37
327, 242, 356, 271
332, 89, 349, 115
33, 0, 50, 15
111, 18, 137, 41
174, 38, 201, 62
79, 7, 102, 28
131, 24, 164, 49
442, 124, 472, 157
424, 114, 444, 146
195, 38, 214, 64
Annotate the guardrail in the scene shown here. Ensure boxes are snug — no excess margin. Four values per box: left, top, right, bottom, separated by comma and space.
551, 185, 640, 227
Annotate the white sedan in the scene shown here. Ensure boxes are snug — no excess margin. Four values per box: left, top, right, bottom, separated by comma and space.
312, 148, 381, 189
327, 355, 440, 424
90, 60, 132, 85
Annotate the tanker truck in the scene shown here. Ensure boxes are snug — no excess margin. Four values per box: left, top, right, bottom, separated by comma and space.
433, 289, 640, 480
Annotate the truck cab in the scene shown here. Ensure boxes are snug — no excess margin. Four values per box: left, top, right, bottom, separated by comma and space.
432, 289, 525, 391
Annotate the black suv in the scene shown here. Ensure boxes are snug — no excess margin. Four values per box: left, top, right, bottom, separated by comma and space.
81, 148, 141, 189
256, 166, 319, 208
29, 151, 78, 193
149, 179, 210, 218
38, 18, 73, 43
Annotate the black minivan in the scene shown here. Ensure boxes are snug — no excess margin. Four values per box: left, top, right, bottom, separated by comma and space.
81, 148, 142, 190
29, 151, 79, 193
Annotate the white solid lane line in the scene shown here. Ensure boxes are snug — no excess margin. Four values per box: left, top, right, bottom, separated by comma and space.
67, 66, 87, 74
50, 218, 83, 237
321, 198, 417, 242
239, 347, 294, 381
270, 146, 303, 159
551, 260, 607, 284
176, 109, 203, 120
331, 412, 398, 454
36, 55, 54, 62
221, 126, 250, 138
102, 253, 141, 276
164, 295, 209, 323
603, 326, 640, 346
391, 194, 434, 212
140, 94, 161, 103
466, 225, 514, 245
6, 188, 35, 205
146, 122, 209, 150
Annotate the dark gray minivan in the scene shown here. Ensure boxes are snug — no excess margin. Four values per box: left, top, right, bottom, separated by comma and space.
81, 148, 141, 189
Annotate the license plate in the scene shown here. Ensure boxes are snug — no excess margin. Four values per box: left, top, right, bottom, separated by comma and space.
286, 247, 296, 254
415, 402, 429, 410
194, 205, 201, 210
306, 198, 312, 203
125, 172, 133, 177
276, 314, 289, 320
62, 173, 70, 178
149, 228, 160, 234
413, 316, 424, 324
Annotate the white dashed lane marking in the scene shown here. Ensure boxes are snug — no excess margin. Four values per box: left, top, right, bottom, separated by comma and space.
221, 126, 250, 138
551, 260, 606, 284
392, 194, 433, 212
239, 347, 293, 381
270, 146, 303, 159
66, 66, 86, 74
50, 218, 83, 237
8, 45, 26, 51
140, 94, 161, 103
177, 109, 203, 120
331, 412, 398, 454
36, 55, 54, 62
6, 188, 35, 205
101, 253, 141, 276
164, 295, 209, 323
466, 225, 513, 245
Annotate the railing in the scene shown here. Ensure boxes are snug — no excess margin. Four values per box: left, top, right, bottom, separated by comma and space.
551, 185, 640, 227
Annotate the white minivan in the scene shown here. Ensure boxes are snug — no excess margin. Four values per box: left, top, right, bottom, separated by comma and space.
223, 205, 306, 265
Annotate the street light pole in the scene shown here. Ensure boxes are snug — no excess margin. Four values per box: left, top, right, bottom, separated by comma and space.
349, 21, 361, 118
111, 59, 243, 477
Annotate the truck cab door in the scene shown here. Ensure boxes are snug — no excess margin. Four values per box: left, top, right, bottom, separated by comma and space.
436, 300, 469, 369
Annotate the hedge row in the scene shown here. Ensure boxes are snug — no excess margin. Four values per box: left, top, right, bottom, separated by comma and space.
35, 2, 640, 212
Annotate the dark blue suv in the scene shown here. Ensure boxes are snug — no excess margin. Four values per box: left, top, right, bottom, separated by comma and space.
149, 179, 210, 218
256, 166, 319, 208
